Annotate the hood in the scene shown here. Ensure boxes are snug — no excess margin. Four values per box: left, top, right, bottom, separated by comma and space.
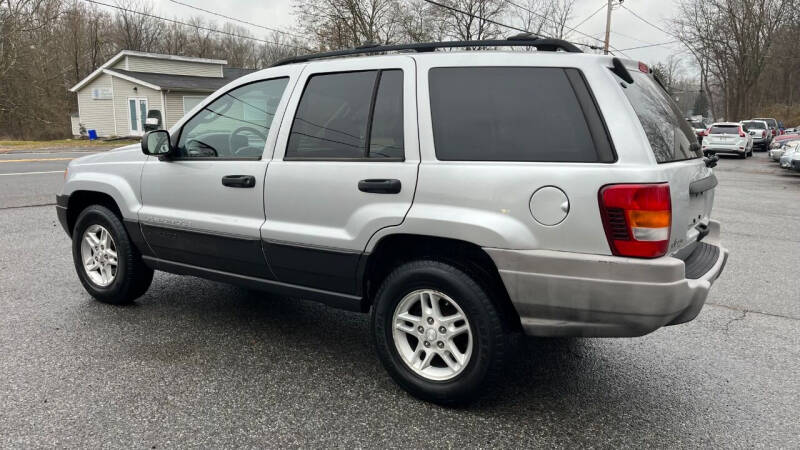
70, 144, 144, 166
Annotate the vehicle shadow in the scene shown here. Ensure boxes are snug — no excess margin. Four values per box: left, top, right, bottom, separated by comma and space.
90, 274, 689, 417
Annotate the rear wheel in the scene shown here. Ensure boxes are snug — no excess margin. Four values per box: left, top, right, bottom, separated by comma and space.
72, 205, 153, 304
372, 260, 508, 405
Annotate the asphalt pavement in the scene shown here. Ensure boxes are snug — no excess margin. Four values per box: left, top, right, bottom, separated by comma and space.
0, 149, 798, 447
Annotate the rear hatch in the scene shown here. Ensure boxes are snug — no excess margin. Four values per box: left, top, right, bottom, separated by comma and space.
619, 64, 715, 256
706, 125, 740, 145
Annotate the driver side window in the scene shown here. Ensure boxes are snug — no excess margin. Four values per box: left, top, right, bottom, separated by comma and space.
177, 77, 289, 159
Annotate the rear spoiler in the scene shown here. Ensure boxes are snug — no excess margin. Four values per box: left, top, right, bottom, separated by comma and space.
610, 58, 633, 84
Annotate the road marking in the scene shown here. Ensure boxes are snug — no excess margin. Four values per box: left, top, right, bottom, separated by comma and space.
0, 170, 64, 176
0, 157, 74, 163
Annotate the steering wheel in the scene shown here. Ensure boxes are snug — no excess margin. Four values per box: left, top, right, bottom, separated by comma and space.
230, 126, 266, 155
185, 138, 218, 157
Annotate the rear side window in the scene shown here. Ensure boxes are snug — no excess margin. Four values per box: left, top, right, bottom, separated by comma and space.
286, 70, 404, 159
428, 67, 614, 162
621, 71, 700, 163
710, 125, 739, 135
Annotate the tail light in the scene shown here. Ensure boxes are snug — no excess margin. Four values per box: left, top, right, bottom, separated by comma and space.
704, 127, 711, 136
599, 183, 671, 258
739, 126, 746, 137
762, 131, 766, 138
773, 129, 777, 136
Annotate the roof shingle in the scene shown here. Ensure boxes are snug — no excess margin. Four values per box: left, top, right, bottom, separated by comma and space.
109, 68, 258, 92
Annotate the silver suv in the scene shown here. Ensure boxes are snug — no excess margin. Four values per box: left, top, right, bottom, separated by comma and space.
57, 39, 728, 404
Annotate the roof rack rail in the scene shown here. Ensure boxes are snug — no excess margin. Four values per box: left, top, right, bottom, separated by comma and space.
270, 35, 583, 67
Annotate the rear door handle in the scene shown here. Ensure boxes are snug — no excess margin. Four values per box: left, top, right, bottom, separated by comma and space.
358, 179, 401, 194
222, 175, 256, 188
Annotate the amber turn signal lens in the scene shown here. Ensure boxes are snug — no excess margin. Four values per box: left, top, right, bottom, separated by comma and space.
627, 210, 671, 228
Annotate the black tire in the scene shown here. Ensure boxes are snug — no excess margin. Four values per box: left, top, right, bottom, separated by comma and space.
71, 205, 153, 304
371, 260, 509, 405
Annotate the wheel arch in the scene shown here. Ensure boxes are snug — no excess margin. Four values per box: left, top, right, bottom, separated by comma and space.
360, 233, 522, 331
65, 190, 124, 236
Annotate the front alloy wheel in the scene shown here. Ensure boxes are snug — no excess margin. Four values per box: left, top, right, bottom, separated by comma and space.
80, 224, 118, 286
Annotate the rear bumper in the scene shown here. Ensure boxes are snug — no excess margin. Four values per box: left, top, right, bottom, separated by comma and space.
485, 220, 728, 337
703, 145, 746, 155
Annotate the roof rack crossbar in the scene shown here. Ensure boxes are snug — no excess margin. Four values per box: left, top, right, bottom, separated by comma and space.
270, 38, 583, 67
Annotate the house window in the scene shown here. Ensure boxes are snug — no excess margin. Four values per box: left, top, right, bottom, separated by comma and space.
182, 96, 207, 115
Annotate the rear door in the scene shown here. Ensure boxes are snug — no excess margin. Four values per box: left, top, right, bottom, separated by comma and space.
262, 57, 419, 295
620, 68, 714, 255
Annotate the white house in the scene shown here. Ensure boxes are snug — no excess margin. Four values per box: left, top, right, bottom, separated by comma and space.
69, 50, 256, 137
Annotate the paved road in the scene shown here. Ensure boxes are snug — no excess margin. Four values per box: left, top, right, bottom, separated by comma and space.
0, 151, 798, 447
0, 150, 98, 209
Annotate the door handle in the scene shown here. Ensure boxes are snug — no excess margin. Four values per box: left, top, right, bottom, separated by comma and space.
222, 175, 256, 188
358, 179, 401, 194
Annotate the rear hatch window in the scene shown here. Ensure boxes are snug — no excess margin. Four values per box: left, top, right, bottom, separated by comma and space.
742, 121, 765, 130
710, 125, 739, 135
621, 71, 701, 163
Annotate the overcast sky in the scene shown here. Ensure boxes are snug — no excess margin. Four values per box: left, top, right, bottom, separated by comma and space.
148, 0, 687, 66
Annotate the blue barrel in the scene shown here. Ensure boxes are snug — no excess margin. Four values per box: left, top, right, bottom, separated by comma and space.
87, 129, 97, 140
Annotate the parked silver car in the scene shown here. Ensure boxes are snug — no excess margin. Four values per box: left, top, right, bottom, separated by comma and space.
741, 120, 770, 150
779, 142, 800, 168
770, 138, 800, 161
56, 41, 728, 404
702, 122, 753, 158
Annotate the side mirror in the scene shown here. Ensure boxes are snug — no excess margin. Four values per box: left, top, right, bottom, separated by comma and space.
141, 130, 174, 157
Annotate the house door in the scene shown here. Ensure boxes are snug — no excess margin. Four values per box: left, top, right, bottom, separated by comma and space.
127, 97, 148, 136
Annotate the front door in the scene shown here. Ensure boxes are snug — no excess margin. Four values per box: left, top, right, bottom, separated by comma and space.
262, 56, 419, 295
138, 68, 299, 278
128, 97, 148, 136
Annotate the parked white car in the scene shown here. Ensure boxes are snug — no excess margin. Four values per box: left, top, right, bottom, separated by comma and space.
702, 122, 753, 158
770, 138, 800, 161
780, 142, 800, 169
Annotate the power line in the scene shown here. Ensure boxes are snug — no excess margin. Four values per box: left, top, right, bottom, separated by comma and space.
81, 0, 309, 51
571, 3, 607, 30
504, 0, 617, 53
618, 40, 682, 51
423, 0, 603, 51
620, 4, 674, 37
423, 0, 530, 34
165, 0, 306, 41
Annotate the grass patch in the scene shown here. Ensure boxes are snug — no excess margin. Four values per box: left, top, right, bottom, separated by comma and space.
0, 138, 139, 151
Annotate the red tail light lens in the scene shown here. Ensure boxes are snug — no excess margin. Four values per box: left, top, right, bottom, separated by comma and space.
599, 183, 672, 258
773, 129, 777, 136
739, 127, 746, 137
762, 131, 766, 138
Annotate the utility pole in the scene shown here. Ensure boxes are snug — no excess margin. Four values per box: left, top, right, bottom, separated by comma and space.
603, 0, 613, 55
603, 0, 623, 55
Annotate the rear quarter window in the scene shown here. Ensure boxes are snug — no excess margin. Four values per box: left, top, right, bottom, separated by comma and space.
621, 71, 701, 163
428, 67, 614, 162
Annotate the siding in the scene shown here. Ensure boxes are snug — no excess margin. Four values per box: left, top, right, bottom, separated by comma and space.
125, 55, 223, 77
76, 74, 116, 137
164, 91, 210, 129
111, 77, 163, 135
112, 56, 127, 70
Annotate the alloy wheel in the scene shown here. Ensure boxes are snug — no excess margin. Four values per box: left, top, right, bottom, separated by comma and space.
80, 224, 118, 287
392, 289, 473, 381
